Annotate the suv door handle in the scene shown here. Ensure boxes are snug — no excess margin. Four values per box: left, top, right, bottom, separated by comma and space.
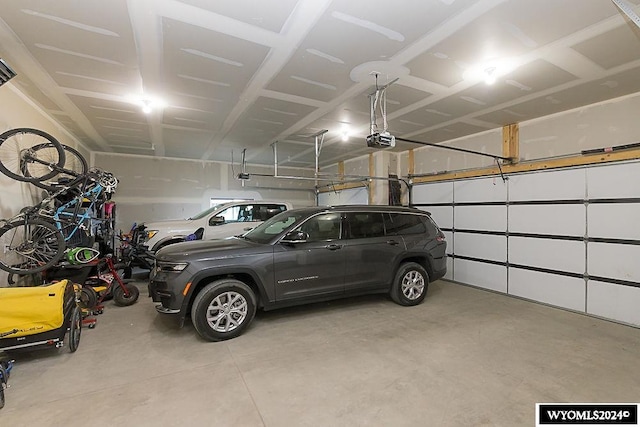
386, 240, 400, 246
325, 244, 342, 251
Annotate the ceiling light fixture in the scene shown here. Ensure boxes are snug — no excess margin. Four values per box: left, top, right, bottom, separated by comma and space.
484, 66, 497, 85
462, 58, 518, 86
141, 100, 152, 114
128, 94, 167, 114
342, 131, 350, 142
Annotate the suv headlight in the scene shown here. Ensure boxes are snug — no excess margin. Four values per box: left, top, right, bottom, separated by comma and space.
156, 261, 189, 272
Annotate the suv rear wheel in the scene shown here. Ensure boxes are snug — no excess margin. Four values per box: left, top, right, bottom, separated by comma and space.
191, 279, 257, 341
390, 262, 429, 306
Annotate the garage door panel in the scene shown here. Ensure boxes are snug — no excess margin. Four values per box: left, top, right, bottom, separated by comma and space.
420, 206, 452, 229
587, 162, 640, 199
455, 233, 506, 262
454, 177, 506, 203
413, 182, 453, 204
509, 169, 585, 201
444, 256, 453, 280
455, 206, 506, 231
588, 242, 640, 282
509, 237, 585, 274
454, 259, 507, 293
509, 268, 585, 312
588, 204, 640, 240
509, 204, 585, 236
587, 280, 640, 326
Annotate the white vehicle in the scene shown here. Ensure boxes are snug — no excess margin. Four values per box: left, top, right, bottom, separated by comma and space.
141, 201, 291, 252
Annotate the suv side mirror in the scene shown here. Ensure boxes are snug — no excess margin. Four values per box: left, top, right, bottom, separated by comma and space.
281, 230, 308, 244
209, 216, 225, 226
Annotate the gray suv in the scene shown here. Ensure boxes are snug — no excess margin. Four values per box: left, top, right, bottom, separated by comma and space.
149, 205, 447, 341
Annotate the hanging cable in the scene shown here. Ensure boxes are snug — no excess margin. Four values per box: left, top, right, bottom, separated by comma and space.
496, 157, 506, 183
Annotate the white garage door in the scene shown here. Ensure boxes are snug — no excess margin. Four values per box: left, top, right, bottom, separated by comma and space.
412, 160, 640, 327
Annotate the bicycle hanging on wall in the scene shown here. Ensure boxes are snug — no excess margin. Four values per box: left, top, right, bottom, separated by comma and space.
0, 128, 117, 275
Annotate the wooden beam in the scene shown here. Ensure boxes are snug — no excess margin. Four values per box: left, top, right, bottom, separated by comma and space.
413, 148, 640, 184
502, 123, 519, 163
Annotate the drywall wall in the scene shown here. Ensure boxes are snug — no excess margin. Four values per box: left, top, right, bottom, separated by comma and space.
520, 92, 640, 161
318, 150, 407, 205
93, 152, 316, 233
411, 128, 502, 175
318, 186, 369, 206
392, 91, 640, 177
0, 85, 86, 214
0, 84, 86, 285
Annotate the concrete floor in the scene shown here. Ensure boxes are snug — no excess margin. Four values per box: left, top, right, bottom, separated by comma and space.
1, 280, 639, 426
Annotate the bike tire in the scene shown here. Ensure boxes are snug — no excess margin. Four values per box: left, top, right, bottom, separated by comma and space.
79, 286, 98, 309
0, 128, 65, 183
113, 284, 139, 306
0, 219, 65, 275
30, 143, 88, 191
68, 305, 82, 353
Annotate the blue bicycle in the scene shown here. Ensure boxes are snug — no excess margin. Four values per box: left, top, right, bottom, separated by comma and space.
0, 128, 117, 275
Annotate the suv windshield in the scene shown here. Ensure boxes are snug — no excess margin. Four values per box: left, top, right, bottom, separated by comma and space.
243, 210, 308, 244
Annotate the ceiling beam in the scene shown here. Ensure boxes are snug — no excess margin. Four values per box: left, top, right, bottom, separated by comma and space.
127, 0, 166, 156
0, 16, 112, 151
199, 0, 334, 161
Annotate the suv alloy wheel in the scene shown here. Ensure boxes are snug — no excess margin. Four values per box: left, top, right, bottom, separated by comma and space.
390, 262, 430, 306
191, 279, 257, 341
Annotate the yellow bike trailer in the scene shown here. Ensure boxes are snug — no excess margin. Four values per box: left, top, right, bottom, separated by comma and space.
0, 280, 82, 352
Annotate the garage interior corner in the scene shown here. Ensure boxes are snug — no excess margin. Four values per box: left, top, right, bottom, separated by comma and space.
2, 279, 638, 426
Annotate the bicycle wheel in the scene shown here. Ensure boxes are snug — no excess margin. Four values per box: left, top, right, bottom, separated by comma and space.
0, 128, 65, 183
30, 143, 87, 191
113, 283, 139, 306
0, 219, 65, 274
68, 305, 82, 353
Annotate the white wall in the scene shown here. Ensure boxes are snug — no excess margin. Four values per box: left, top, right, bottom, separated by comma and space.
401, 91, 640, 178
412, 129, 502, 174
94, 152, 317, 234
0, 84, 88, 285
318, 186, 368, 206
520, 92, 640, 161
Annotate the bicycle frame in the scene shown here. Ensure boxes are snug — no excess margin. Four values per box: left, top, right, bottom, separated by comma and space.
53, 183, 105, 245
0, 174, 109, 266
20, 146, 82, 183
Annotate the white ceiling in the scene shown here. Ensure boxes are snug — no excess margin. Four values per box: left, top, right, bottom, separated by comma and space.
1, 0, 639, 168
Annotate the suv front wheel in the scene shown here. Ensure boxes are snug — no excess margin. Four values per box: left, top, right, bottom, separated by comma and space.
191, 279, 257, 341
390, 262, 429, 306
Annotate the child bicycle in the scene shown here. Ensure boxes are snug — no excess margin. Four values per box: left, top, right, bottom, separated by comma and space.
45, 253, 139, 310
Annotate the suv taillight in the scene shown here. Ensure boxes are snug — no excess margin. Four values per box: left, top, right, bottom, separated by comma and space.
436, 230, 446, 242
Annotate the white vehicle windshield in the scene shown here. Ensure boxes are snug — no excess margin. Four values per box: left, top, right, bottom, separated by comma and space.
189, 204, 225, 220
